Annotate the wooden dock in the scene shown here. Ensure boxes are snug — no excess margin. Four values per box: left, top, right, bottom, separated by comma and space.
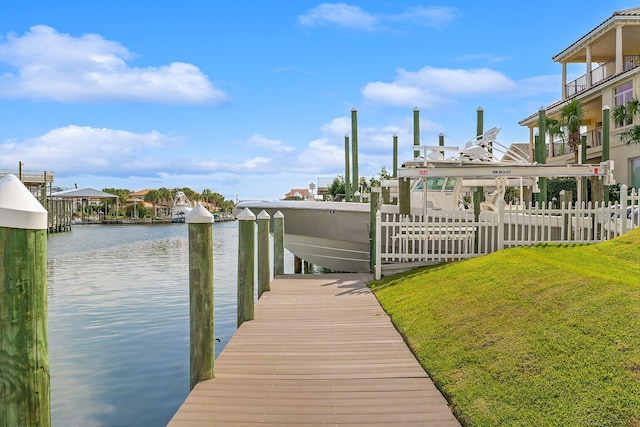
169, 273, 460, 426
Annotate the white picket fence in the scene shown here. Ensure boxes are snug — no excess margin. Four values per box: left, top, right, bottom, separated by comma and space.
375, 185, 640, 279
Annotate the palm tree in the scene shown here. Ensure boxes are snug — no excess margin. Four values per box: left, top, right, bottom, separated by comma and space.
542, 99, 583, 163
560, 99, 584, 164
613, 97, 640, 144
144, 189, 160, 218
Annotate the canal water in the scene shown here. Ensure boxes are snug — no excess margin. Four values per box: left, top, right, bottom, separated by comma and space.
47, 222, 292, 426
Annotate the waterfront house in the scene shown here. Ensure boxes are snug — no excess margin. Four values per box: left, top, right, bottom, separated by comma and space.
282, 188, 312, 200
519, 7, 640, 189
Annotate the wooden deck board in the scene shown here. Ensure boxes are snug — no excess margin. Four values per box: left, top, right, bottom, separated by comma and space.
168, 273, 459, 426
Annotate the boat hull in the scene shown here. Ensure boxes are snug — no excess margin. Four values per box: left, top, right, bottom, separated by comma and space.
235, 201, 372, 273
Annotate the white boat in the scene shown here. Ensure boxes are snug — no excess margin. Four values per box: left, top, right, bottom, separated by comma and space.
171, 190, 193, 223
235, 128, 616, 273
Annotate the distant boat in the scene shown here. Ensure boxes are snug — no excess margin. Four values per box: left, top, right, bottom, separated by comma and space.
171, 190, 193, 223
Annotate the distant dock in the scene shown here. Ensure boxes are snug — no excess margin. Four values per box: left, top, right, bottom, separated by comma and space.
169, 273, 459, 426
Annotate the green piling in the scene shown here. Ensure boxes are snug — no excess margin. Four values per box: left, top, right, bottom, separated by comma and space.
439, 133, 444, 147
370, 189, 380, 273
344, 135, 351, 202
580, 135, 588, 203
351, 109, 359, 200
237, 208, 255, 327
399, 177, 411, 216
257, 210, 271, 298
413, 108, 420, 158
0, 174, 50, 427
602, 105, 611, 203
382, 187, 390, 204
186, 204, 215, 390
273, 211, 284, 276
537, 108, 548, 204
392, 134, 398, 178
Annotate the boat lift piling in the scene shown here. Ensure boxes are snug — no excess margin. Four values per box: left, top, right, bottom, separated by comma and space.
257, 210, 271, 298
344, 134, 351, 202
0, 174, 51, 427
602, 105, 611, 204
351, 109, 359, 201
186, 204, 215, 390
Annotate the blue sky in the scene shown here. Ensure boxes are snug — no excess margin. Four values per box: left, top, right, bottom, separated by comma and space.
0, 1, 636, 200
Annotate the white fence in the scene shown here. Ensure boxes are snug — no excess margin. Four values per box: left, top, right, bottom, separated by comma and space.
375, 185, 640, 279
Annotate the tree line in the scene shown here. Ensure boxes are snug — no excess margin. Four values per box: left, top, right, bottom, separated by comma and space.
100, 187, 235, 219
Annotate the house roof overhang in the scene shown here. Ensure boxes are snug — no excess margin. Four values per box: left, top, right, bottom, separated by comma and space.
552, 8, 640, 63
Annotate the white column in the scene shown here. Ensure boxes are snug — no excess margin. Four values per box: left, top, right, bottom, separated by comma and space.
616, 25, 623, 74
561, 63, 567, 99
586, 45, 592, 87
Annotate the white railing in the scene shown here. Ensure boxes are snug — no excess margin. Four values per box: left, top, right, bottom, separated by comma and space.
375, 185, 639, 279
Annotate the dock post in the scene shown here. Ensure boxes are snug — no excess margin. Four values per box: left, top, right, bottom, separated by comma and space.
0, 174, 50, 427
237, 208, 255, 326
413, 108, 420, 158
399, 177, 411, 216
351, 109, 359, 201
257, 210, 271, 298
344, 135, 351, 202
273, 211, 284, 276
392, 133, 398, 178
602, 105, 611, 204
186, 204, 215, 390
370, 188, 380, 273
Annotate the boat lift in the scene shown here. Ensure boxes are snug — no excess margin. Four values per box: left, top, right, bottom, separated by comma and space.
398, 158, 615, 183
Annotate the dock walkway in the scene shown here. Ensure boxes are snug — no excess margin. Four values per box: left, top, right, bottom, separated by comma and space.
169, 273, 460, 426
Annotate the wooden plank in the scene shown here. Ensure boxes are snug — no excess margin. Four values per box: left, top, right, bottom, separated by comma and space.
168, 273, 459, 426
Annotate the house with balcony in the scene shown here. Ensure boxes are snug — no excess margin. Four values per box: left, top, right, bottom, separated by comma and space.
519, 7, 640, 189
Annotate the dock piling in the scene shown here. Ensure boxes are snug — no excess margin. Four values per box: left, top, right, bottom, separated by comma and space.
273, 211, 284, 276
237, 208, 256, 326
257, 210, 271, 298
186, 204, 215, 390
0, 174, 51, 427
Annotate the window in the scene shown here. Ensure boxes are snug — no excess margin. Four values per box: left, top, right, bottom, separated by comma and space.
614, 81, 634, 127
631, 157, 640, 190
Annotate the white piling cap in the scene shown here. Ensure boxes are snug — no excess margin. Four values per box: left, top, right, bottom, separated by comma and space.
0, 174, 48, 230
237, 207, 256, 221
186, 203, 214, 224
257, 210, 270, 220
274, 210, 284, 219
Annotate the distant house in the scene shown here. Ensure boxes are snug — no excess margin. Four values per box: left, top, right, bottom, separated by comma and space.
519, 7, 640, 188
128, 189, 170, 218
130, 189, 151, 200
282, 189, 311, 200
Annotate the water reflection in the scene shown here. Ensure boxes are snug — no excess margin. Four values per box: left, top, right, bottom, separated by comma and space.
47, 222, 255, 426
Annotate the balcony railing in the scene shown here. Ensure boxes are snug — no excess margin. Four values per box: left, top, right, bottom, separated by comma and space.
565, 55, 640, 97
547, 127, 602, 158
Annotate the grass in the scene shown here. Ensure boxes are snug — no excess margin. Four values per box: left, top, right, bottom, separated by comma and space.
369, 228, 640, 426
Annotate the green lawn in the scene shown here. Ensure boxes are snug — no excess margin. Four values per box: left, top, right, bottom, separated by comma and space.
369, 229, 640, 426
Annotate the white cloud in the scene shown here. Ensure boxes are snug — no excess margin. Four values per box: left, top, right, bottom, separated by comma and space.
246, 133, 294, 153
0, 125, 182, 174
298, 4, 377, 30
383, 6, 456, 29
298, 4, 456, 31
362, 81, 431, 108
0, 25, 227, 104
321, 116, 351, 135
362, 66, 558, 109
